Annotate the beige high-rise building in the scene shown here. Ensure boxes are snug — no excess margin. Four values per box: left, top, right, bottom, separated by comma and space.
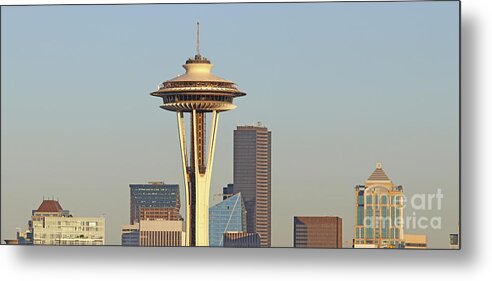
30, 199, 105, 245
139, 220, 185, 247
353, 163, 404, 248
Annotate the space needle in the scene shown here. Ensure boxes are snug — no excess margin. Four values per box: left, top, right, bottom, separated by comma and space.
150, 23, 246, 246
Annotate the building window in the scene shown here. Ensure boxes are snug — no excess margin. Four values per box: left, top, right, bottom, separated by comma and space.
357, 206, 364, 225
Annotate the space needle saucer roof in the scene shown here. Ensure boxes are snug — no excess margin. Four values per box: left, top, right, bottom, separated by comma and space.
150, 23, 246, 112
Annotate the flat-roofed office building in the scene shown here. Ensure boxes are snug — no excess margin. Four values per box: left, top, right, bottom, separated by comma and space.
121, 224, 140, 246
223, 231, 261, 248
404, 234, 427, 249
33, 216, 105, 246
139, 220, 185, 247
122, 220, 185, 247
130, 182, 181, 224
293, 216, 342, 248
233, 124, 271, 247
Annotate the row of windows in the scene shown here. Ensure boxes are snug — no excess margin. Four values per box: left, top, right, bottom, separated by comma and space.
363, 195, 402, 205
356, 228, 401, 240
51, 221, 100, 226
356, 207, 403, 227
163, 94, 234, 103
162, 81, 238, 90
41, 226, 103, 232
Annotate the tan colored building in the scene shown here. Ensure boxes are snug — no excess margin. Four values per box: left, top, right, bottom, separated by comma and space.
353, 163, 404, 248
294, 216, 342, 248
139, 207, 181, 221
404, 234, 427, 249
30, 199, 105, 246
4, 240, 19, 245
122, 220, 185, 247
140, 220, 185, 247
33, 216, 105, 246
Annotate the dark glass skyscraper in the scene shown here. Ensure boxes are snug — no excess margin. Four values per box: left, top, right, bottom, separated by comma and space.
129, 182, 181, 224
233, 124, 272, 247
209, 193, 247, 247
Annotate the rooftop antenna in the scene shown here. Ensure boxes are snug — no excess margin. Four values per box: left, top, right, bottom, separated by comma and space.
196, 21, 200, 56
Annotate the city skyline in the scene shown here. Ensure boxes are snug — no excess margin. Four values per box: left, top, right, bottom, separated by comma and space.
1, 2, 459, 248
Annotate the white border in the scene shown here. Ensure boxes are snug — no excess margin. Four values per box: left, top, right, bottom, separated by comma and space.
1, 0, 491, 280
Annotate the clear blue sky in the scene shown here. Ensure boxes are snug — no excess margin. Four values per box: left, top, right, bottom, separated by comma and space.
1, 2, 459, 247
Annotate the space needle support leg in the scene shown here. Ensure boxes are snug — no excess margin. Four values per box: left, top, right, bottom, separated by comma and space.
192, 110, 200, 246
177, 111, 190, 246
205, 110, 219, 185
191, 110, 219, 246
202, 110, 219, 246
205, 110, 219, 206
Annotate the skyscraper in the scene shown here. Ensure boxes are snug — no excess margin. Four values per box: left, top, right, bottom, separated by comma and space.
353, 163, 404, 248
209, 193, 247, 247
130, 182, 181, 224
233, 124, 272, 247
293, 216, 343, 248
150, 23, 246, 246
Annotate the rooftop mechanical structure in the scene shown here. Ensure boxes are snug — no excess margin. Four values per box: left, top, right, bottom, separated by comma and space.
150, 23, 246, 246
